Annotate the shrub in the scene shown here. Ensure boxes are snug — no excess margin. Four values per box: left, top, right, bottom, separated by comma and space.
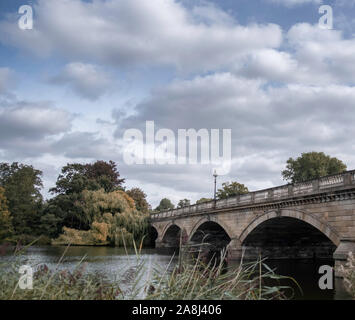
338, 252, 355, 298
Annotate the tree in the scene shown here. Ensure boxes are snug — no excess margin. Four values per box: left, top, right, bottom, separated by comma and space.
282, 152, 347, 183
0, 162, 43, 235
50, 160, 125, 195
196, 198, 212, 204
47, 161, 126, 232
85, 160, 125, 192
53, 189, 148, 247
177, 199, 191, 208
126, 188, 150, 213
0, 187, 13, 241
44, 192, 86, 231
216, 181, 249, 199
49, 163, 88, 195
39, 213, 62, 239
155, 198, 175, 212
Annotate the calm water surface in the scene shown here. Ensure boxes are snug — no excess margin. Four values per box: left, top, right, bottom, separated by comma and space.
2, 246, 351, 300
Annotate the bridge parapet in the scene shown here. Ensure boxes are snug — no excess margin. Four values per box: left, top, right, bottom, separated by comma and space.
151, 170, 355, 221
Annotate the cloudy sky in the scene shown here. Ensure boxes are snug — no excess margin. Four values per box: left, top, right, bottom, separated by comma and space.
0, 0, 355, 207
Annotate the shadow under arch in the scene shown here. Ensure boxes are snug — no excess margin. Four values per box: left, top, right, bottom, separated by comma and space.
239, 209, 340, 260
147, 225, 158, 248
160, 223, 188, 254
189, 219, 231, 251
161, 221, 185, 239
189, 217, 233, 242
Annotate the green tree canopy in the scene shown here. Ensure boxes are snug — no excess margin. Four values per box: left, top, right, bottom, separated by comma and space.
216, 181, 249, 199
50, 160, 125, 195
126, 188, 150, 214
0, 187, 13, 241
282, 152, 347, 183
196, 198, 213, 204
45, 161, 126, 232
85, 160, 125, 192
0, 162, 43, 235
38, 213, 62, 239
44, 192, 86, 231
177, 199, 191, 208
155, 198, 175, 212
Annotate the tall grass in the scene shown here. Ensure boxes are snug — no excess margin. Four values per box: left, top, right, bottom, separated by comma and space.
0, 241, 136, 300
0, 240, 298, 300
146, 244, 298, 300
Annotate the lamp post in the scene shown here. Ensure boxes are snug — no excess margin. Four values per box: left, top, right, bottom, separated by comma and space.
213, 170, 218, 202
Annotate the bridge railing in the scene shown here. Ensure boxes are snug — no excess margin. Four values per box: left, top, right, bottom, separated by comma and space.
151, 170, 355, 220
292, 181, 313, 196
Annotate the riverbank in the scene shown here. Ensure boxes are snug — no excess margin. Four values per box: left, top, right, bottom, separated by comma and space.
1, 245, 353, 300
1, 244, 298, 300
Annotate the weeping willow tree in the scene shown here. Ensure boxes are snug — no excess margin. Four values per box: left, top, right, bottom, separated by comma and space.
52, 189, 149, 247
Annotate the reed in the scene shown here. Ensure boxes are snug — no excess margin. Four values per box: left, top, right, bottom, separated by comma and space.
146, 245, 297, 300
0, 241, 297, 300
337, 252, 355, 299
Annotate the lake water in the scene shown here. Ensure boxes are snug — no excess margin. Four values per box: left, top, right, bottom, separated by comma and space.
1, 245, 352, 300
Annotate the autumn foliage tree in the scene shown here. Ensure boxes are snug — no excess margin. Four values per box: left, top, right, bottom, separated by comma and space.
126, 188, 150, 214
53, 189, 148, 246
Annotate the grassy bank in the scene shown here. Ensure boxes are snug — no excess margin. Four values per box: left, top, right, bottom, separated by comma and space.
0, 240, 298, 300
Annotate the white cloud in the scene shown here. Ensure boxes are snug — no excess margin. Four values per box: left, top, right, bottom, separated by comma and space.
1, 1, 355, 205
51, 62, 112, 100
52, 131, 119, 159
113, 72, 355, 198
266, 0, 322, 6
0, 103, 73, 139
287, 23, 355, 84
234, 23, 355, 85
0, 100, 75, 158
235, 49, 299, 82
191, 2, 236, 26
0, 0, 282, 73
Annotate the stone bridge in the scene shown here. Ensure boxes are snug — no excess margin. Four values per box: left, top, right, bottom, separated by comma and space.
150, 171, 355, 272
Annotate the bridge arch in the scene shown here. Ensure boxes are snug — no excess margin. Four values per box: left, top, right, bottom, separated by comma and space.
189, 217, 232, 251
189, 216, 234, 242
238, 209, 340, 259
160, 222, 188, 250
161, 221, 186, 240
239, 209, 340, 246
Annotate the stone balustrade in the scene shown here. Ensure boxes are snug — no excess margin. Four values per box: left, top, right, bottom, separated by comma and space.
151, 170, 355, 220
